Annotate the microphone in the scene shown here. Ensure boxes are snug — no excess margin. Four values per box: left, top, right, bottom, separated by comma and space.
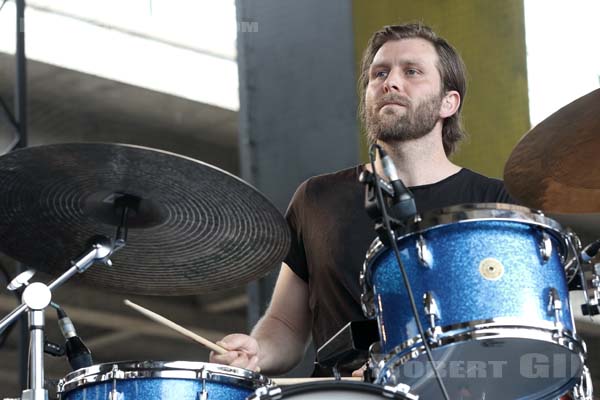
56, 307, 93, 370
378, 147, 417, 221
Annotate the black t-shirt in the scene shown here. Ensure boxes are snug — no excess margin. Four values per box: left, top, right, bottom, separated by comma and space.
284, 165, 514, 351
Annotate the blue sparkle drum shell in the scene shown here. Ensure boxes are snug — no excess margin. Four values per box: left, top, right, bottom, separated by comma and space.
56, 361, 270, 400
361, 204, 586, 400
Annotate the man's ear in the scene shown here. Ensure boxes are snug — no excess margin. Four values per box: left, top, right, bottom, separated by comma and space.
440, 91, 460, 118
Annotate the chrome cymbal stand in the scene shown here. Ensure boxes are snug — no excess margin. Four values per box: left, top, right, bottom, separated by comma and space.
0, 235, 116, 400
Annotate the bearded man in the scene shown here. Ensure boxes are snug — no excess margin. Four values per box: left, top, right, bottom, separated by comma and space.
211, 22, 513, 376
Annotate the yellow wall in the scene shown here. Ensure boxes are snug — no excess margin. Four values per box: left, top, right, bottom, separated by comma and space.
353, 0, 530, 178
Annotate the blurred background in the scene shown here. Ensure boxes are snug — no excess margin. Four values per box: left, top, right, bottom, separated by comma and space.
0, 0, 599, 397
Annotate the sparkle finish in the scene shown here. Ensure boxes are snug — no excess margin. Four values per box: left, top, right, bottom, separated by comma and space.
365, 220, 574, 353
61, 378, 252, 400
57, 361, 268, 400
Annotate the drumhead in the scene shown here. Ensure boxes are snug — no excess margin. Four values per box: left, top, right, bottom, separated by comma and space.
57, 360, 269, 394
253, 381, 411, 399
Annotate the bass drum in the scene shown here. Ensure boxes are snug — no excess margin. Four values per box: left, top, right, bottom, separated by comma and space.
247, 381, 416, 399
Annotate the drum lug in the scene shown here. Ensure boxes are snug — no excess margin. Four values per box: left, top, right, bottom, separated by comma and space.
423, 291, 441, 343
539, 231, 553, 263
416, 235, 432, 268
197, 368, 209, 400
247, 385, 282, 400
107, 364, 124, 400
547, 288, 564, 334
383, 383, 419, 400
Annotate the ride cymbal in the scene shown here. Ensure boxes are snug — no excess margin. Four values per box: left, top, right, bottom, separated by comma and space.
0, 143, 290, 295
504, 88, 600, 214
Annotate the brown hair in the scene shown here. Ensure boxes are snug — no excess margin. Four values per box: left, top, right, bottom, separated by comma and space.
358, 23, 468, 155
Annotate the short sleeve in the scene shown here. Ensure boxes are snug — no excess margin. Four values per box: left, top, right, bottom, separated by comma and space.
283, 180, 310, 282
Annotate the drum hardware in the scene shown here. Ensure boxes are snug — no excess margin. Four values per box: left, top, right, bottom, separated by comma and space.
415, 236, 431, 268
247, 381, 419, 400
571, 365, 594, 400
548, 287, 565, 335
539, 230, 553, 263
0, 235, 117, 400
316, 320, 380, 373
580, 262, 600, 316
106, 364, 124, 400
422, 291, 441, 343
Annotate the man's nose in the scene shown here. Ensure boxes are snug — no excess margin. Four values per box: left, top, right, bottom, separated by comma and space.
383, 71, 403, 93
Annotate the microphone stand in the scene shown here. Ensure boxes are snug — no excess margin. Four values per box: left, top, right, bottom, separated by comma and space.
0, 236, 117, 400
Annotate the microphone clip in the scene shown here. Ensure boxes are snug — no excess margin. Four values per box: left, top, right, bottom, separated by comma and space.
359, 169, 417, 246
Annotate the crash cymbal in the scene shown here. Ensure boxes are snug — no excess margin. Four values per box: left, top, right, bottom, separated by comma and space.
0, 143, 290, 295
504, 88, 600, 213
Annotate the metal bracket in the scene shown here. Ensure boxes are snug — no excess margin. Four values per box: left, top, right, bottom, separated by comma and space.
383, 383, 419, 400
416, 235, 432, 268
423, 291, 441, 343
539, 231, 553, 264
547, 288, 564, 334
108, 364, 124, 400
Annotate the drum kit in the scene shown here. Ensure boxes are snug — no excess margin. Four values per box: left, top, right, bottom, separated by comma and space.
0, 88, 599, 399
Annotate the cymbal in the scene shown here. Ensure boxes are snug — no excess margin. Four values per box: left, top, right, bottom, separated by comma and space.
504, 88, 600, 213
0, 143, 290, 295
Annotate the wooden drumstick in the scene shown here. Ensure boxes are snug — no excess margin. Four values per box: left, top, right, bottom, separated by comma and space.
124, 299, 227, 355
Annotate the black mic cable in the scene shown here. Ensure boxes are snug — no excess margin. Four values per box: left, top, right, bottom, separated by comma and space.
369, 143, 450, 400
54, 305, 93, 371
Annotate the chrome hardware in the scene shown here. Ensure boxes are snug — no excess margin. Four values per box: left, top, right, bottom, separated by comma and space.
572, 365, 593, 400
108, 364, 123, 400
416, 235, 432, 268
539, 231, 553, 263
7, 269, 36, 291
383, 383, 419, 400
581, 263, 600, 316
247, 386, 282, 400
547, 288, 564, 334
197, 367, 209, 400
423, 291, 441, 342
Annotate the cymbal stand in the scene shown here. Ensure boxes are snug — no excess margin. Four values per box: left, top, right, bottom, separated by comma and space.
0, 235, 116, 400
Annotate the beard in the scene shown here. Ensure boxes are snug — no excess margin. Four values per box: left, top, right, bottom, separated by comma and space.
365, 92, 442, 144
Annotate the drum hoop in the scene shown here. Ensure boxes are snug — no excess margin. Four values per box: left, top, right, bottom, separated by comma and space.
274, 381, 411, 399
57, 361, 270, 394
372, 320, 585, 372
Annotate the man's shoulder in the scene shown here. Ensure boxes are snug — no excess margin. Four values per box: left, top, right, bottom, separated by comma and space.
304, 165, 361, 189
457, 168, 505, 187
288, 165, 362, 208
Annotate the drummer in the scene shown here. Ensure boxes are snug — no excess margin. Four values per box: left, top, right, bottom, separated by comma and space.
210, 22, 514, 376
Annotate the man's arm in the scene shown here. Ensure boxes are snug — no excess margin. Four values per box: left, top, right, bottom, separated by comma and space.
210, 262, 312, 375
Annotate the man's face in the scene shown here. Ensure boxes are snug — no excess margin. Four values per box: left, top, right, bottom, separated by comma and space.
365, 38, 444, 144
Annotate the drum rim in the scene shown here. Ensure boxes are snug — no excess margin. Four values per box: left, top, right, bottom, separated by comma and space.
407, 203, 563, 231
371, 320, 585, 376
371, 323, 586, 400
252, 381, 412, 399
57, 360, 270, 394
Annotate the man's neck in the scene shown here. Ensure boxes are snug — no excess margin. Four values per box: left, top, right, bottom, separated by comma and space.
367, 131, 462, 187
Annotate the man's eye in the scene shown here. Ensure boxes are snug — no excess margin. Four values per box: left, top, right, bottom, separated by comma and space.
406, 68, 419, 76
374, 71, 388, 78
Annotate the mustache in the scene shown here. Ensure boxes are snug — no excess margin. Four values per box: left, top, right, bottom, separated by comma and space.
375, 94, 410, 109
